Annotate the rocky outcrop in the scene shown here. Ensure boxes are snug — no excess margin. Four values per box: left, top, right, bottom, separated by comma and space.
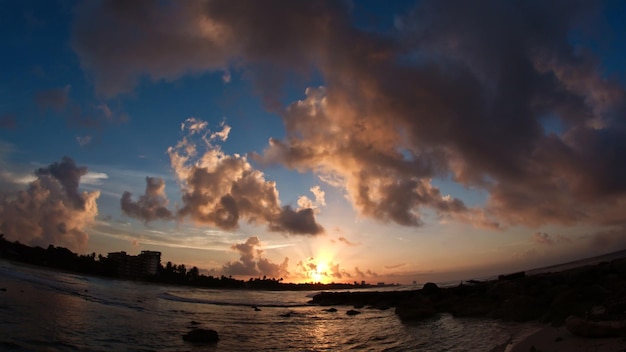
182, 329, 219, 344
310, 257, 626, 325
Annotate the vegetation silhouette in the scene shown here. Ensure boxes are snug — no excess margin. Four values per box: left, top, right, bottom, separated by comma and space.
0, 234, 384, 291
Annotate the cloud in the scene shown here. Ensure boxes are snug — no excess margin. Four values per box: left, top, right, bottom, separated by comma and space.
35, 156, 89, 208
337, 236, 358, 246
35, 86, 128, 129
0, 157, 100, 251
76, 135, 92, 147
384, 263, 406, 270
73, 1, 626, 231
531, 232, 573, 246
222, 236, 289, 278
121, 177, 173, 222
297, 185, 326, 212
81, 171, 108, 185
354, 267, 378, 279
294, 257, 351, 282
35, 86, 70, 111
168, 120, 323, 235
119, 120, 323, 234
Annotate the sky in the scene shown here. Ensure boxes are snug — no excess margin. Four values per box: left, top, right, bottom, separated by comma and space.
2, 0, 626, 285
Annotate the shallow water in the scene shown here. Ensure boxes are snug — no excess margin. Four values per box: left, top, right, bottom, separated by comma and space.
0, 260, 531, 351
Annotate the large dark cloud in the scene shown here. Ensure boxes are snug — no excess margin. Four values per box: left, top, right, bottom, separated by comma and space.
75, 1, 626, 231
0, 157, 100, 250
35, 156, 88, 209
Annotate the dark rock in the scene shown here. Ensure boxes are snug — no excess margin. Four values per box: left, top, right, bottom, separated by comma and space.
395, 297, 437, 321
346, 309, 361, 316
443, 296, 496, 318
611, 258, 626, 278
182, 328, 219, 343
0, 288, 6, 292
1, 341, 21, 350
189, 321, 201, 326
565, 316, 626, 338
498, 271, 525, 280
323, 308, 337, 312
279, 312, 293, 317
422, 282, 441, 298
496, 295, 542, 322
488, 280, 521, 300
308, 256, 626, 325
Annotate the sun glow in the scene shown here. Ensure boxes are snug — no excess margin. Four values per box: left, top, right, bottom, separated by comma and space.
310, 261, 329, 283
299, 247, 339, 284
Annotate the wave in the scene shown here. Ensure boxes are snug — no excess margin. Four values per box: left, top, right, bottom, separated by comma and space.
158, 292, 310, 308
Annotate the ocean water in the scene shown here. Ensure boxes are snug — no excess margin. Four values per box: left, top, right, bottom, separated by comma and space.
0, 260, 530, 351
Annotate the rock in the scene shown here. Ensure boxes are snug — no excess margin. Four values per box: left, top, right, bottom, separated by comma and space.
422, 282, 440, 297
346, 309, 361, 316
496, 295, 542, 322
189, 321, 201, 326
395, 297, 437, 321
323, 308, 337, 312
182, 329, 219, 343
565, 315, 626, 338
498, 271, 525, 280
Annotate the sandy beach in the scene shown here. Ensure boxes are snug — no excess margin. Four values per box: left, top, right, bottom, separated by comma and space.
502, 325, 626, 352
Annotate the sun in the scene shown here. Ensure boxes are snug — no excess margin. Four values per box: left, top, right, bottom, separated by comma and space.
295, 243, 339, 284
310, 261, 329, 283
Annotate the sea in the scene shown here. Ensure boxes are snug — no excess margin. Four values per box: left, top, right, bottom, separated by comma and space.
0, 260, 540, 352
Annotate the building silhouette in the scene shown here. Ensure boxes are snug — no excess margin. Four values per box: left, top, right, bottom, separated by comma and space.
107, 250, 161, 278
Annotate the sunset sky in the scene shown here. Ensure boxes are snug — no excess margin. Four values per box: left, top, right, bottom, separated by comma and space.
2, 0, 626, 284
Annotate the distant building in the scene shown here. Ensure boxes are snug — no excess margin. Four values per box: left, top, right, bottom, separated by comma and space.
107, 250, 161, 278
140, 251, 161, 276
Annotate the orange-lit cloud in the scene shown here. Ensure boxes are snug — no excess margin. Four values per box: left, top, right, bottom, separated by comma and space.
531, 232, 572, 246
119, 119, 324, 235
337, 236, 358, 247
75, 0, 626, 234
121, 177, 173, 222
168, 120, 324, 235
223, 236, 288, 279
0, 157, 100, 251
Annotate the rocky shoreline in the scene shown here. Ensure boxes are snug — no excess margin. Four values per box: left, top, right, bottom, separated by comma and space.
310, 257, 626, 338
